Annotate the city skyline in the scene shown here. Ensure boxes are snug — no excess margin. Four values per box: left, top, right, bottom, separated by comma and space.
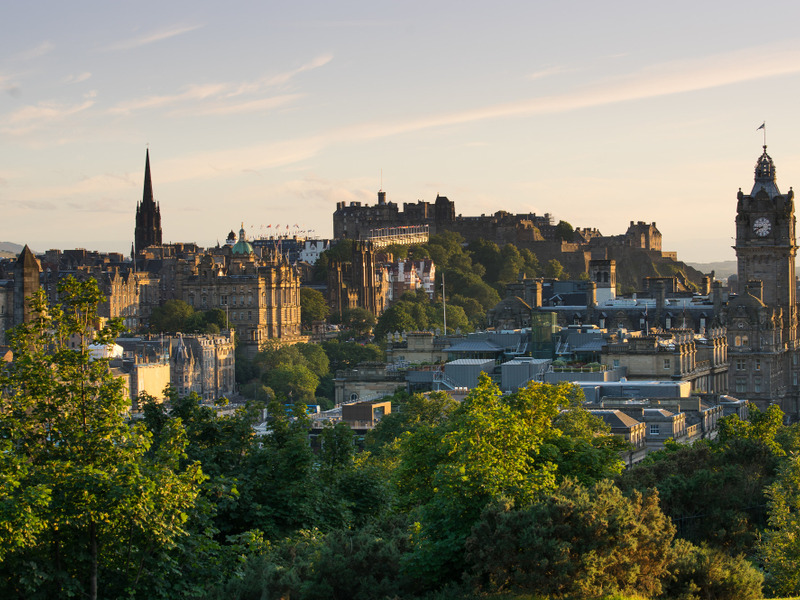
4, 1, 800, 262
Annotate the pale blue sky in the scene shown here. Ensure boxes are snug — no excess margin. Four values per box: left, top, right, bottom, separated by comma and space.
3, 1, 800, 262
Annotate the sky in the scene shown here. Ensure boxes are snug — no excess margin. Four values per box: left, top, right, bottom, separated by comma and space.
3, 1, 800, 263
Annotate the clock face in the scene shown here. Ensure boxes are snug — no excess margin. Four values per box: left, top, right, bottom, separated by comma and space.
753, 217, 772, 237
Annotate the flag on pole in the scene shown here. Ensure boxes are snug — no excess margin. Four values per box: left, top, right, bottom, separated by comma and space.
757, 122, 765, 131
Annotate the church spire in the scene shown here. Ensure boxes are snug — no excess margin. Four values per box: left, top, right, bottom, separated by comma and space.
142, 148, 155, 207
134, 148, 163, 262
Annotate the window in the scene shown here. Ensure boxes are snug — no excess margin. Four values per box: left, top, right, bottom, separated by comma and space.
754, 376, 762, 393
735, 378, 746, 394
755, 359, 761, 371
735, 336, 742, 346
736, 359, 746, 370
663, 358, 671, 370
650, 424, 660, 435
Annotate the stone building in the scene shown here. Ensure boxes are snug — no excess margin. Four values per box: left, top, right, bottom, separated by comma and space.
327, 241, 388, 319
178, 226, 303, 357
114, 331, 235, 405
725, 146, 800, 416
0, 246, 42, 345
601, 328, 728, 394
170, 331, 236, 402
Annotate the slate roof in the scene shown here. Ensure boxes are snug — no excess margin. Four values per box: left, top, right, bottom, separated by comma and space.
589, 409, 642, 429
446, 340, 504, 353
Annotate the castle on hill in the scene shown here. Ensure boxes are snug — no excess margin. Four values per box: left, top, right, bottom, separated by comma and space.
333, 191, 700, 291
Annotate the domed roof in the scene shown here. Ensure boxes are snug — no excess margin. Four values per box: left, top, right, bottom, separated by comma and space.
232, 223, 254, 255
751, 146, 781, 199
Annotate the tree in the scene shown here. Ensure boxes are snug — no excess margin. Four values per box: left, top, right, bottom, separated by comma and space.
300, 287, 330, 328
544, 258, 565, 280
466, 479, 676, 599
296, 342, 330, 379
666, 539, 763, 600
616, 436, 780, 553
148, 298, 195, 333
555, 219, 575, 242
263, 364, 319, 403
0, 278, 203, 600
341, 307, 376, 338
397, 376, 575, 586
366, 391, 458, 456
718, 404, 786, 456
542, 407, 628, 485
321, 340, 384, 371
760, 454, 800, 596
203, 307, 229, 331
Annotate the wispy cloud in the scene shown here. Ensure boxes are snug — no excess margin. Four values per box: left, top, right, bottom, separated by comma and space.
328, 41, 800, 143
1, 99, 95, 135
227, 54, 333, 96
8, 171, 138, 208
103, 24, 203, 51
63, 72, 92, 84
108, 83, 227, 115
263, 54, 333, 87
108, 53, 331, 115
157, 138, 327, 183
13, 42, 54, 61
526, 66, 568, 81
180, 94, 304, 116
139, 41, 800, 183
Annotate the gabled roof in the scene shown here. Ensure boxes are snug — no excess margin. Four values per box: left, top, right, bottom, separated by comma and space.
589, 409, 642, 429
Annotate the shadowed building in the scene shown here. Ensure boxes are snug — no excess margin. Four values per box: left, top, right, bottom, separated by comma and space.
726, 146, 800, 416
134, 149, 162, 265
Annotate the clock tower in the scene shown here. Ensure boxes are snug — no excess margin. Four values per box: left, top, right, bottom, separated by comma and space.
730, 145, 799, 417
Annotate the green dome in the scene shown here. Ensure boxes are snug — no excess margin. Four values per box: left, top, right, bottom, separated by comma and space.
232, 224, 254, 255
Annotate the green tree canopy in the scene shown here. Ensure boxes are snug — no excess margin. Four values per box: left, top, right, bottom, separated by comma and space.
466, 479, 676, 599
299, 287, 330, 327
760, 454, 800, 596
148, 299, 229, 334
0, 278, 203, 600
555, 219, 575, 242
341, 307, 376, 338
543, 258, 565, 279
396, 376, 609, 586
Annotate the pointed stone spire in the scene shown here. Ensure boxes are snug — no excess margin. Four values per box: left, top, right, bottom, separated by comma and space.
13, 245, 41, 327
142, 148, 154, 207
134, 148, 163, 263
